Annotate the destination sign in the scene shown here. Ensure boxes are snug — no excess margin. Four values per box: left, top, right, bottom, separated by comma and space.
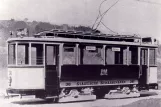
86, 46, 96, 51
60, 80, 138, 87
112, 47, 120, 51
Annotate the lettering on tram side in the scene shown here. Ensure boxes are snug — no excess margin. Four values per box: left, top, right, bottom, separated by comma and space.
100, 80, 126, 84
60, 80, 138, 87
130, 80, 135, 83
66, 82, 71, 86
77, 81, 99, 86
100, 69, 108, 76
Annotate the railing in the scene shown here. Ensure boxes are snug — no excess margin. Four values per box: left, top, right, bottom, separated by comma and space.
17, 57, 44, 65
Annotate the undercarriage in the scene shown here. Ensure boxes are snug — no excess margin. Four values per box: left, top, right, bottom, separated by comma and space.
39, 85, 140, 102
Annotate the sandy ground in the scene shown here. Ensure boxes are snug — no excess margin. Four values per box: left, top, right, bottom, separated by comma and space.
0, 90, 161, 107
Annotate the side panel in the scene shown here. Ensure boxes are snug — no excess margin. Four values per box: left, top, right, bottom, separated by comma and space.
138, 65, 148, 85
149, 67, 157, 84
8, 67, 45, 89
61, 65, 139, 81
45, 65, 58, 89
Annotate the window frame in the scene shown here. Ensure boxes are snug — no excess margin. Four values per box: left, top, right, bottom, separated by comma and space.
128, 46, 138, 65
8, 41, 156, 67
17, 42, 30, 65
141, 48, 148, 65
31, 43, 44, 65
45, 44, 57, 66
8, 43, 16, 65
80, 44, 104, 65
8, 42, 45, 67
105, 45, 128, 65
149, 48, 157, 66
62, 44, 77, 65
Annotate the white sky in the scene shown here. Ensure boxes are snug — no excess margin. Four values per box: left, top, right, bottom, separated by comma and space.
0, 0, 161, 41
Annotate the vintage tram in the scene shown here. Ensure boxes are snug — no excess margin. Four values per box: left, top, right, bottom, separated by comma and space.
7, 29, 158, 102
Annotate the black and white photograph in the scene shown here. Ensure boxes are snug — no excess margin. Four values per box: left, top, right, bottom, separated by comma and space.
0, 0, 161, 107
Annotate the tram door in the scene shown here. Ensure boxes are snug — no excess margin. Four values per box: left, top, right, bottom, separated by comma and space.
45, 45, 59, 90
139, 48, 148, 86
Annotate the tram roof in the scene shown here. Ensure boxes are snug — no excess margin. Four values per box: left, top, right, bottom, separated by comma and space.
34, 29, 141, 39
7, 29, 159, 47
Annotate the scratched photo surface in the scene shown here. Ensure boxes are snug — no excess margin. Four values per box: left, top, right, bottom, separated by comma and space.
0, 0, 161, 107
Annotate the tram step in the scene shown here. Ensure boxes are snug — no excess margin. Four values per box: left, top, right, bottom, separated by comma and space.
58, 95, 96, 102
104, 92, 140, 99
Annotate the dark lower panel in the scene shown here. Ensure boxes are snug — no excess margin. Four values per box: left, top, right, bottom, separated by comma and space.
61, 65, 140, 81
45, 65, 58, 90
139, 65, 148, 86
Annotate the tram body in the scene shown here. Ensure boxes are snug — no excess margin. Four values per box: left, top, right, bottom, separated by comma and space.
7, 30, 158, 102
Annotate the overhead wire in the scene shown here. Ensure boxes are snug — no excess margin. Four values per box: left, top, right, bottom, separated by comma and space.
98, 0, 118, 34
92, 0, 161, 35
100, 21, 118, 34
94, 0, 120, 31
91, 0, 108, 29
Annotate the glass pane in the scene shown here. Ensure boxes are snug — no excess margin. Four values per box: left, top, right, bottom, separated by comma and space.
46, 46, 56, 65
63, 45, 76, 65
31, 44, 43, 65
82, 46, 103, 65
115, 51, 124, 64
17, 43, 29, 65
123, 49, 127, 64
8, 44, 16, 65
141, 49, 148, 65
149, 49, 156, 66
106, 46, 126, 65
128, 47, 138, 64
106, 48, 115, 64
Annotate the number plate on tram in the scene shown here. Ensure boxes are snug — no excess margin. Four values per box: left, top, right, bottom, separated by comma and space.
60, 80, 138, 87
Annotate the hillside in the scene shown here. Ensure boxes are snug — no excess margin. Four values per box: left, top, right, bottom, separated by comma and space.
0, 19, 161, 88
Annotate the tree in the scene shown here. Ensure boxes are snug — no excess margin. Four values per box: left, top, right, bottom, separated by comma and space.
24, 18, 28, 22
10, 18, 15, 22
13, 21, 28, 30
74, 25, 93, 32
35, 22, 54, 33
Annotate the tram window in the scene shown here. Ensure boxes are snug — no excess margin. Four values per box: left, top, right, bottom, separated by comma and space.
128, 47, 138, 64
17, 43, 29, 65
82, 46, 104, 65
106, 47, 127, 65
63, 45, 76, 65
31, 44, 43, 65
106, 48, 115, 64
141, 49, 148, 65
149, 49, 156, 66
46, 46, 56, 65
8, 44, 16, 65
